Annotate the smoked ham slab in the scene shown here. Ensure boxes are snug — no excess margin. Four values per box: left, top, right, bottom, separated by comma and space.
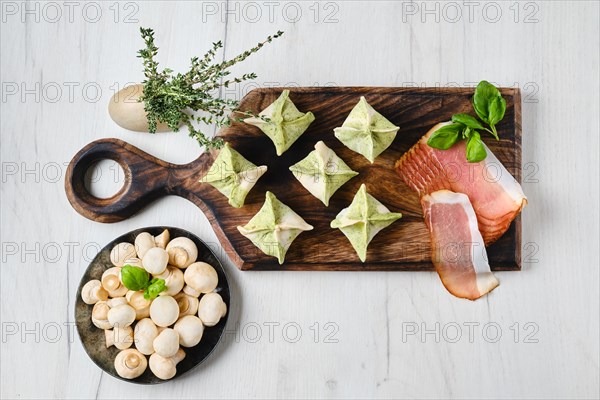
395, 122, 527, 245
421, 190, 499, 300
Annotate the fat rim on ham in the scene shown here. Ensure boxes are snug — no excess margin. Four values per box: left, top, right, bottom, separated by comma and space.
421, 190, 499, 300
395, 122, 527, 245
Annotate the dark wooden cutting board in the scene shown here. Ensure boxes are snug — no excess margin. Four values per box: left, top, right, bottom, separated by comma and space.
65, 87, 522, 271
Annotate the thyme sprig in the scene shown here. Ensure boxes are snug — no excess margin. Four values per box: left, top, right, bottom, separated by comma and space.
137, 27, 284, 149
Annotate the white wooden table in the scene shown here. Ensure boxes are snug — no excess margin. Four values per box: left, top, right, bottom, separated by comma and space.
1, 1, 598, 398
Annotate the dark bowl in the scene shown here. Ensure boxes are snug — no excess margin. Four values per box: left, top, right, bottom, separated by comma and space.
75, 226, 231, 384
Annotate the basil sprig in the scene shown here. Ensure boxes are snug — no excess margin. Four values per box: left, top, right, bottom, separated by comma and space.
121, 265, 167, 300
145, 278, 167, 300
427, 81, 507, 163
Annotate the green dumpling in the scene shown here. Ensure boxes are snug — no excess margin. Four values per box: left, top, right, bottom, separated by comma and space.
200, 143, 267, 208
237, 191, 313, 264
289, 141, 358, 206
244, 90, 315, 156
330, 184, 402, 262
334, 97, 399, 163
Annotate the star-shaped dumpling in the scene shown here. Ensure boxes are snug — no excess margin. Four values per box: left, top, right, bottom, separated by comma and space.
334, 97, 399, 163
200, 143, 267, 208
237, 192, 313, 264
330, 184, 402, 262
289, 141, 358, 206
244, 90, 315, 156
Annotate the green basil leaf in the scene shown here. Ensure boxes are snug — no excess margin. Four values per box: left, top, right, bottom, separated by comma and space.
451, 113, 486, 130
120, 265, 150, 291
488, 95, 506, 126
463, 127, 472, 139
144, 278, 166, 300
465, 132, 487, 163
427, 123, 463, 150
472, 80, 500, 124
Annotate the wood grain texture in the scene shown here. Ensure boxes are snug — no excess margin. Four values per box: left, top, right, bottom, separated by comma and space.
2, 2, 599, 399
65, 87, 522, 271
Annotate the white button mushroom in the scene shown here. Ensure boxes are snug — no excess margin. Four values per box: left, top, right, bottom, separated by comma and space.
183, 262, 218, 294
81, 280, 109, 305
107, 297, 128, 307
166, 237, 198, 269
114, 348, 148, 379
149, 296, 179, 327
173, 315, 204, 347
126, 290, 152, 320
135, 306, 150, 320
142, 247, 169, 275
197, 292, 227, 327
91, 301, 112, 330
154, 267, 184, 297
183, 284, 201, 298
134, 318, 158, 355
174, 293, 199, 317
154, 229, 170, 249
110, 242, 137, 267
135, 232, 156, 259
126, 290, 151, 310
105, 325, 134, 350
149, 349, 185, 380
123, 257, 142, 268
107, 304, 136, 328
101, 267, 128, 297
152, 328, 180, 358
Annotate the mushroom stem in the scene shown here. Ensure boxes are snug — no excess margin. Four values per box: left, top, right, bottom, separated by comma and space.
154, 229, 170, 249
81, 280, 109, 305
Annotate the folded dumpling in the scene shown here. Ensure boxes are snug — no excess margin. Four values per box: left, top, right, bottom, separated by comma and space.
334, 97, 399, 163
200, 143, 267, 208
237, 191, 313, 264
289, 141, 358, 206
244, 90, 315, 156
330, 184, 402, 262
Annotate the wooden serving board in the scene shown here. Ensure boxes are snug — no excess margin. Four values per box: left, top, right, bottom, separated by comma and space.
65, 87, 522, 271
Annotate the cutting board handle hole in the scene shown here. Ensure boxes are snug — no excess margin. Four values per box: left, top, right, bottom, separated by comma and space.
83, 159, 126, 199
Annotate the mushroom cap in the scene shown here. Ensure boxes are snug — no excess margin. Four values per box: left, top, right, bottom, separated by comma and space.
154, 229, 170, 249
107, 304, 136, 328
135, 306, 151, 320
123, 257, 142, 268
110, 242, 137, 267
153, 328, 180, 358
105, 325, 133, 350
149, 353, 177, 380
101, 267, 128, 297
173, 315, 204, 347
126, 290, 151, 310
91, 301, 112, 330
142, 247, 169, 275
134, 318, 158, 355
107, 297, 128, 307
183, 284, 201, 298
149, 296, 179, 327
115, 349, 147, 379
166, 237, 198, 269
81, 280, 108, 305
135, 232, 156, 259
174, 293, 199, 316
183, 262, 218, 294
155, 267, 185, 297
197, 292, 227, 327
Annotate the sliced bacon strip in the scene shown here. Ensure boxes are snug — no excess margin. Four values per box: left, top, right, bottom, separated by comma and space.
421, 190, 499, 300
396, 122, 527, 245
